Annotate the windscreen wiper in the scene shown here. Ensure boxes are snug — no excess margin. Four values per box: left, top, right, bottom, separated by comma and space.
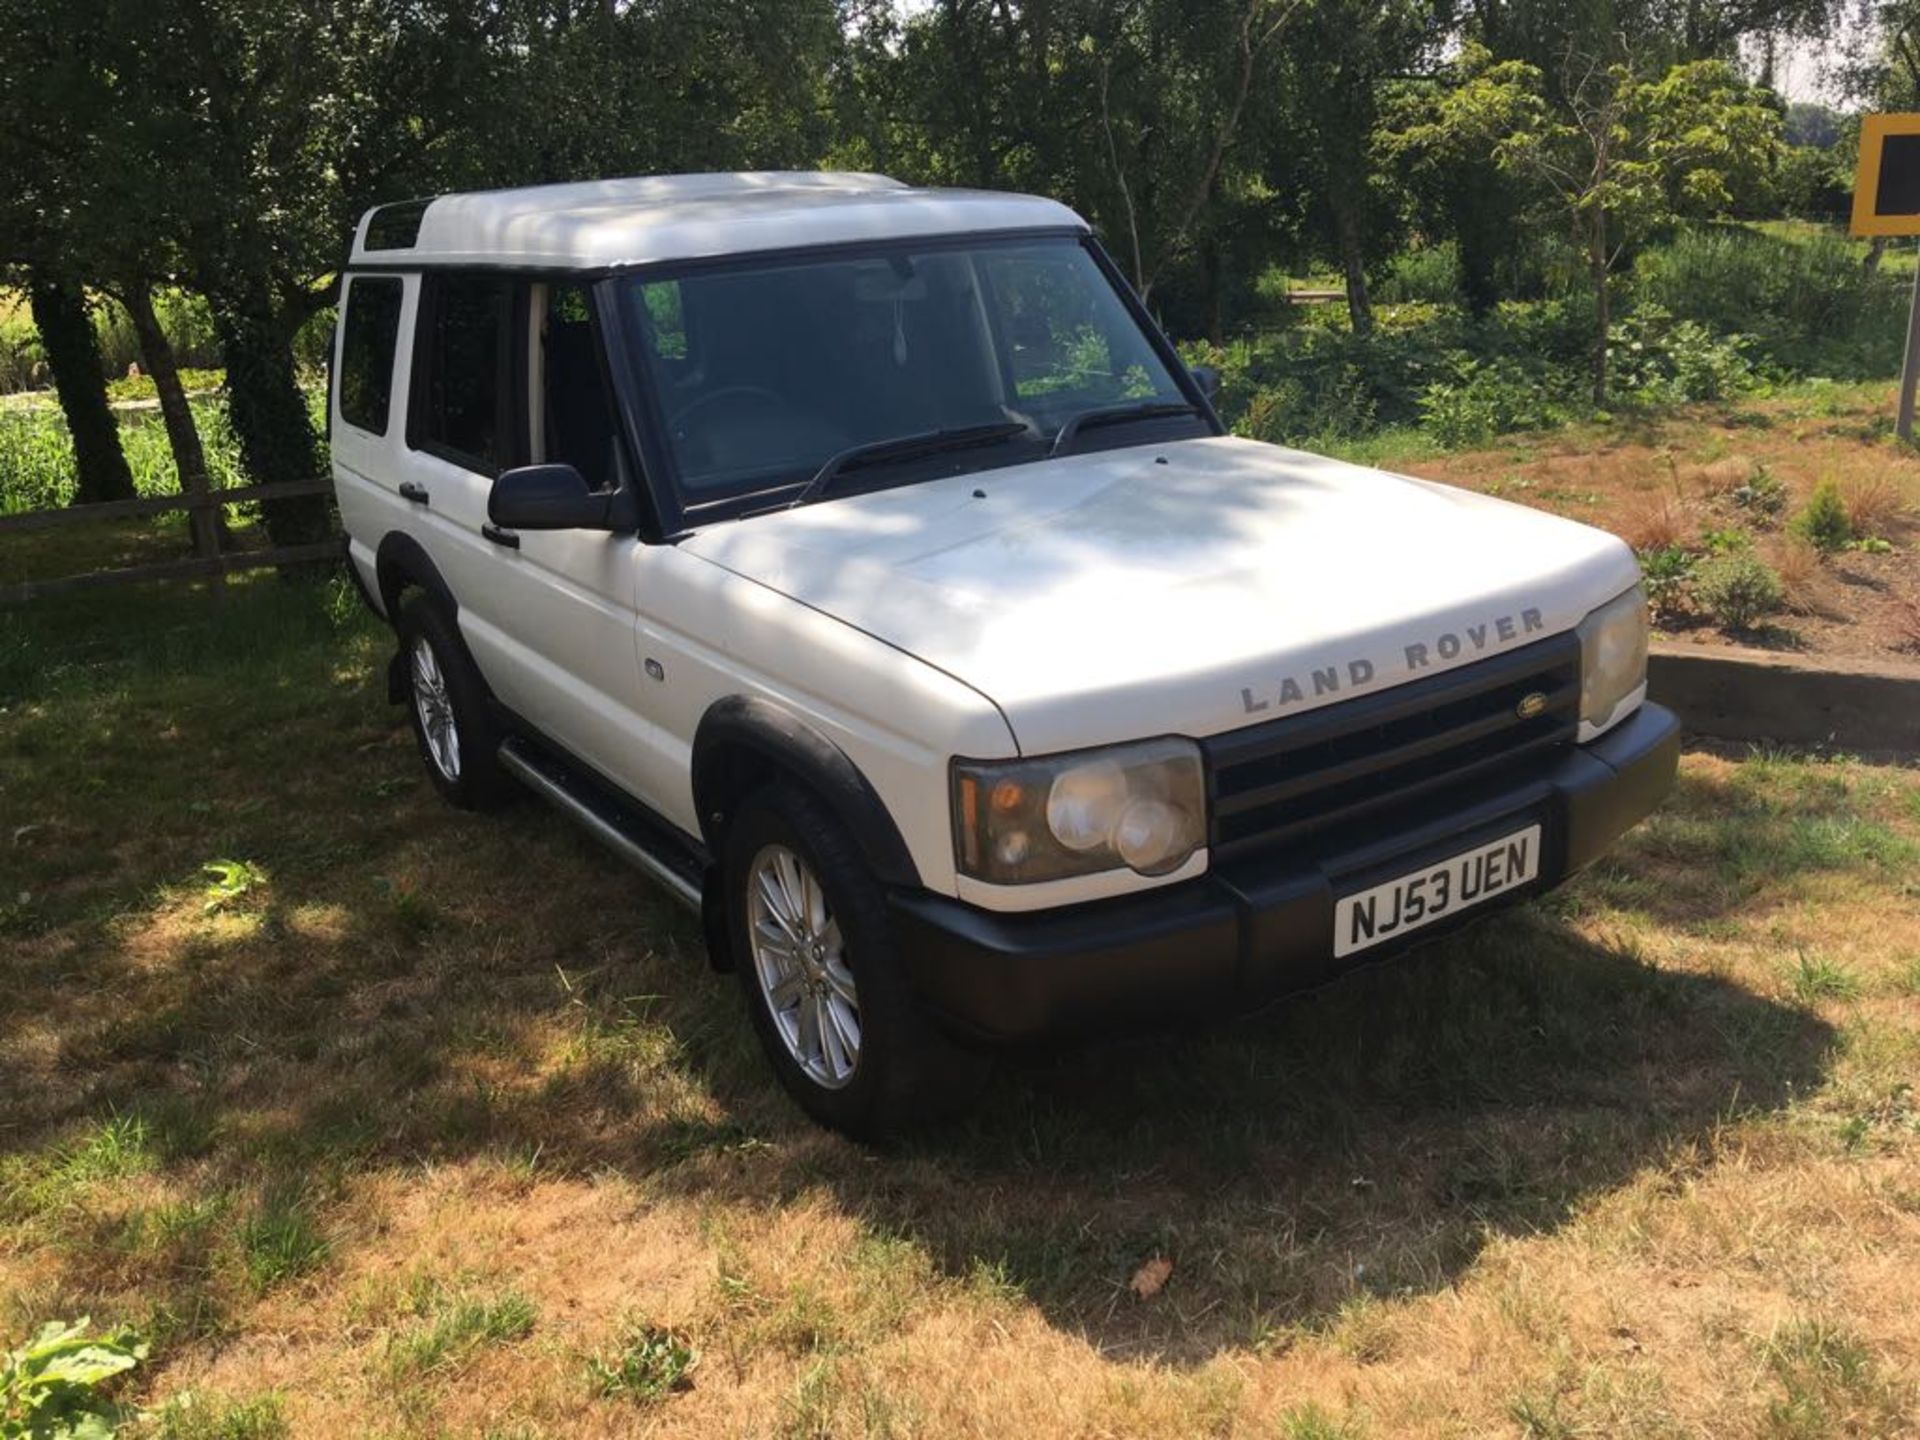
1049, 400, 1200, 458
785, 420, 1032, 510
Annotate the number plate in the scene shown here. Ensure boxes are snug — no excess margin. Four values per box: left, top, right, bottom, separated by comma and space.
1333, 825, 1542, 959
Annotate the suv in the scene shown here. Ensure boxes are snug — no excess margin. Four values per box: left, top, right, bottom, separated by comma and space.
332, 172, 1679, 1137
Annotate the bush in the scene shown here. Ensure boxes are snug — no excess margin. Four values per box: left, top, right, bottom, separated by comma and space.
1634, 226, 1905, 378
1790, 478, 1853, 552
1694, 552, 1785, 629
1733, 464, 1789, 522
1377, 243, 1461, 306
1608, 305, 1757, 403
1637, 545, 1696, 620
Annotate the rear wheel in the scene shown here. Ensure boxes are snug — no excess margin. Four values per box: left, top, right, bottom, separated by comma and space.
726, 783, 986, 1138
396, 594, 511, 811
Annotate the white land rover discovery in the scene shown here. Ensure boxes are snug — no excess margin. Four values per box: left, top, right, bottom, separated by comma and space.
332, 172, 1679, 1137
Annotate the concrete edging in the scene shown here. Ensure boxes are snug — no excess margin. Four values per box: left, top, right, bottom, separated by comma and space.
1649, 641, 1920, 755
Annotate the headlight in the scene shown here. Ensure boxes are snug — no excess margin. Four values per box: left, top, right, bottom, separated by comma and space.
953, 737, 1205, 884
1576, 583, 1648, 736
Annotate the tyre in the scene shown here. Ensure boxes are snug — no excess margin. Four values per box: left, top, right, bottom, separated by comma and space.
395, 593, 512, 811
724, 782, 987, 1139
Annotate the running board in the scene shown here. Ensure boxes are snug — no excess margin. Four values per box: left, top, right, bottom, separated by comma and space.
497, 737, 705, 913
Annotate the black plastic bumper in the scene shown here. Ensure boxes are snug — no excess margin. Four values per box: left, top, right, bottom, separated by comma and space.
890, 703, 1682, 1045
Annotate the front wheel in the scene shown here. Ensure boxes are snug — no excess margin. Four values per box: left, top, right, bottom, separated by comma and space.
725, 784, 986, 1139
396, 594, 512, 811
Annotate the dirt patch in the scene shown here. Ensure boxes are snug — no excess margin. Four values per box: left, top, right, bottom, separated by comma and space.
1404, 386, 1920, 663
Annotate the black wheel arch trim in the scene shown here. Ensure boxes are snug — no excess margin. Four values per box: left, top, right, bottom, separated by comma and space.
693, 696, 922, 890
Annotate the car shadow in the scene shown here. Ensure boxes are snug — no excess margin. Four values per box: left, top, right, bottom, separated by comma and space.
644, 904, 1830, 1364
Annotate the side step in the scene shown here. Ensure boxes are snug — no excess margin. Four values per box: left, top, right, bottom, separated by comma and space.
497, 737, 705, 913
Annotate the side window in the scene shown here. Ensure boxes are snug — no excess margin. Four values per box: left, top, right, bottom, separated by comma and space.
337, 276, 403, 435
536, 284, 624, 492
414, 273, 512, 473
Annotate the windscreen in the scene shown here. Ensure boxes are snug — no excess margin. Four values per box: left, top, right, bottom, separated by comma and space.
620, 238, 1187, 503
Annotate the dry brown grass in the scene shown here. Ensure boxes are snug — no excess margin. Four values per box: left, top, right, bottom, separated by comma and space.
1618, 491, 1695, 552
3, 568, 1920, 1440
1767, 534, 1830, 616
1840, 472, 1914, 539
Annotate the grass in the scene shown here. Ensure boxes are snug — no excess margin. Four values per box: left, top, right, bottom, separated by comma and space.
1, 550, 1918, 1435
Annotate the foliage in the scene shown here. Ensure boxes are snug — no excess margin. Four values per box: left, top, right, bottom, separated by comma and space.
1607, 305, 1757, 403
0, 1317, 146, 1440
1637, 545, 1697, 621
1634, 227, 1906, 376
585, 1323, 697, 1403
0, 399, 247, 515
1733, 464, 1790, 521
1693, 551, 1785, 629
1790, 479, 1854, 552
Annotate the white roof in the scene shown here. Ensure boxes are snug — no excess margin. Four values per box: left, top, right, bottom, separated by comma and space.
349, 172, 1088, 270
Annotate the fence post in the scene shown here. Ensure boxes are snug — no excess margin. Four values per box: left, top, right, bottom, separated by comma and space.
186, 481, 225, 603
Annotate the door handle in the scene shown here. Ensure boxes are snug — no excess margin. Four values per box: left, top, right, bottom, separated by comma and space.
481, 522, 520, 550
397, 481, 430, 506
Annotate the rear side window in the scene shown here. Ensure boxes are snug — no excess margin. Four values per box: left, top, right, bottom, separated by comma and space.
414, 273, 512, 473
337, 276, 403, 435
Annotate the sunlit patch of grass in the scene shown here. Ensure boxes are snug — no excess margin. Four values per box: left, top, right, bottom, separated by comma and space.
1783, 949, 1861, 1006
384, 1285, 537, 1380
140, 1391, 289, 1440
1760, 1316, 1908, 1438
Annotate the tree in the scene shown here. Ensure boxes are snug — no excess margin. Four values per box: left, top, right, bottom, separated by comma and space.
0, 0, 138, 506
1386, 45, 1782, 400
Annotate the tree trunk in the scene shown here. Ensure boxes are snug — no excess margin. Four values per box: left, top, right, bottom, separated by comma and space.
28, 275, 136, 505
1334, 191, 1374, 338
1589, 210, 1610, 407
211, 283, 333, 550
124, 277, 228, 554
1864, 236, 1888, 276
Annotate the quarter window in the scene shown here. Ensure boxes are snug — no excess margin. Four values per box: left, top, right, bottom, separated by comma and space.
337, 276, 403, 435
415, 273, 512, 472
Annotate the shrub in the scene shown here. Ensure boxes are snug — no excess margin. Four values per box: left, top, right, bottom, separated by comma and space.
1608, 305, 1756, 403
1377, 243, 1461, 305
1694, 552, 1785, 629
1732, 464, 1789, 522
1637, 545, 1696, 620
1790, 478, 1853, 552
1620, 493, 1692, 552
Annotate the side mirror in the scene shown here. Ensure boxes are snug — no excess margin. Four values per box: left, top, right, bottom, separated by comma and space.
1190, 364, 1221, 402
488, 464, 613, 531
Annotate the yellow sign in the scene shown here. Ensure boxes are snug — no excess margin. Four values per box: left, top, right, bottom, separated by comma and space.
1852, 114, 1920, 236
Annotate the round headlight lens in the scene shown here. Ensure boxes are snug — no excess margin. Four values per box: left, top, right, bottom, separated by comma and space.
1112, 799, 1194, 875
1046, 760, 1129, 851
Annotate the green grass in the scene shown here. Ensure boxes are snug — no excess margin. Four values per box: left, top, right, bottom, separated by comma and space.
585, 1321, 696, 1403
386, 1288, 538, 1379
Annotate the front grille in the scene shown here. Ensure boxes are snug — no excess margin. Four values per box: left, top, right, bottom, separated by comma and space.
1204, 632, 1581, 863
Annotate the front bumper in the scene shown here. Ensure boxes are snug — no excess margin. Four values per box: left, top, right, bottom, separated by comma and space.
890, 702, 1681, 1044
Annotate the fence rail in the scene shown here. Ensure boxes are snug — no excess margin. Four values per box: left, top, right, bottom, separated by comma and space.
1, 479, 341, 606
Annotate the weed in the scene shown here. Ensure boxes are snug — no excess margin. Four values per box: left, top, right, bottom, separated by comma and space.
1784, 949, 1860, 1005
1761, 1316, 1903, 1438
143, 1392, 289, 1440
1789, 479, 1853, 552
1507, 1383, 1578, 1440
1638, 545, 1695, 620
1278, 1400, 1363, 1439
386, 1290, 537, 1379
585, 1322, 696, 1404
1733, 463, 1790, 521
239, 1197, 328, 1294
0, 1317, 146, 1437
201, 858, 266, 913
1693, 552, 1785, 630
1700, 525, 1753, 554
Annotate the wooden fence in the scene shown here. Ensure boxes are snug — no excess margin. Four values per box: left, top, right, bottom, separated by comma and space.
0, 479, 341, 605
